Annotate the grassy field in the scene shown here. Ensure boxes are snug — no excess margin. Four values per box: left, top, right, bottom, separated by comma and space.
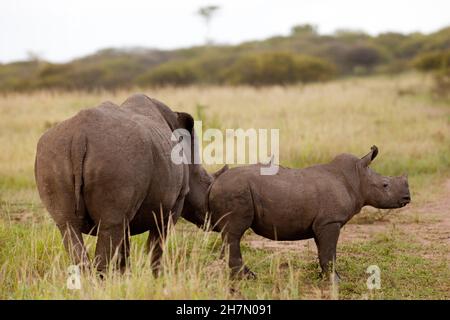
0, 73, 449, 299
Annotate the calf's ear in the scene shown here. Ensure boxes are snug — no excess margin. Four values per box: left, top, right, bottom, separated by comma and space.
360, 145, 379, 167
176, 112, 194, 134
212, 165, 229, 179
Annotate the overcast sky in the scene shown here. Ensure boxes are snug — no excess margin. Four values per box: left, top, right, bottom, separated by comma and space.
1, 0, 449, 63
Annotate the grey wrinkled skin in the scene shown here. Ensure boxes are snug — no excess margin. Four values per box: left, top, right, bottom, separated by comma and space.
35, 94, 213, 275
206, 146, 411, 280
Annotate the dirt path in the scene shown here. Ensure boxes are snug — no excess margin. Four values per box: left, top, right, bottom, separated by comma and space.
245, 179, 450, 255
407, 179, 450, 246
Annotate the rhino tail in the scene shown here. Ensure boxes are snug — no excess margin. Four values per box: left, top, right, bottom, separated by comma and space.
204, 182, 213, 226
71, 132, 87, 217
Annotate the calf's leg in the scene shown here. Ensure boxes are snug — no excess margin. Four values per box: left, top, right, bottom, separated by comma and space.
210, 187, 255, 279
313, 222, 341, 282
222, 232, 256, 280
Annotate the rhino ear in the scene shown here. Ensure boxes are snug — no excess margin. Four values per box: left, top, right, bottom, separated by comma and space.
360, 145, 379, 167
212, 165, 229, 179
176, 112, 194, 134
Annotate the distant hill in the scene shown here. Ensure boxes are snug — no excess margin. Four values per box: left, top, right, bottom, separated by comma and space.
1, 24, 449, 91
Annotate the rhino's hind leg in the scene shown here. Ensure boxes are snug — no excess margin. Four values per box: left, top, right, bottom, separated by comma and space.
58, 222, 89, 269
222, 232, 256, 280
146, 231, 164, 276
36, 154, 90, 269
94, 222, 129, 274
85, 181, 145, 275
213, 207, 256, 279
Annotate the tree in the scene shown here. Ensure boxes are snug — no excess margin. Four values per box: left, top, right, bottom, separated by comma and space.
344, 45, 383, 72
197, 5, 220, 45
291, 24, 318, 37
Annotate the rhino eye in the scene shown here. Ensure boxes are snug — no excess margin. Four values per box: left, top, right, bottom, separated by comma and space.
383, 183, 389, 188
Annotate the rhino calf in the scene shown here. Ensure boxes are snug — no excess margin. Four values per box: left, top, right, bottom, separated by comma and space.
207, 146, 411, 280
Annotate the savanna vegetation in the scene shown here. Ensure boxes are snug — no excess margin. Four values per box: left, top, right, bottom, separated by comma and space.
1, 73, 449, 299
1, 24, 450, 90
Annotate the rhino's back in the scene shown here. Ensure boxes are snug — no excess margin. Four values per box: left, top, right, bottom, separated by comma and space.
81, 101, 184, 203
36, 100, 185, 228
208, 165, 314, 237
208, 163, 354, 240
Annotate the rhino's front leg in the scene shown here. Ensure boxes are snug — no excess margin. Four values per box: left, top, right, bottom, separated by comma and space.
119, 232, 130, 274
313, 222, 341, 282
147, 197, 184, 276
146, 232, 164, 276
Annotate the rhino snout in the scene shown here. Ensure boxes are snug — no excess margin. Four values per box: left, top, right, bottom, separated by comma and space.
399, 194, 411, 207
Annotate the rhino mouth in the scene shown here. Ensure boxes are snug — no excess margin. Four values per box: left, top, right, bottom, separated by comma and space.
399, 200, 410, 207
398, 195, 411, 207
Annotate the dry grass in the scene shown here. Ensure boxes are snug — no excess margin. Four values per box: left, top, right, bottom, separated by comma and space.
0, 72, 449, 299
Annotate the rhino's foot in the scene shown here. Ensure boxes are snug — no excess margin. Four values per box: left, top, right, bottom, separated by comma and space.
329, 272, 341, 289
333, 271, 341, 283
231, 266, 257, 280
320, 270, 341, 285
151, 266, 162, 278
96, 270, 106, 280
244, 268, 257, 280
219, 246, 226, 260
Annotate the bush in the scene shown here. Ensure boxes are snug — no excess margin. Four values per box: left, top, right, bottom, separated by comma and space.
294, 55, 336, 82
343, 45, 383, 73
190, 53, 238, 84
137, 61, 199, 86
225, 52, 335, 85
423, 27, 450, 51
434, 68, 450, 98
412, 51, 450, 99
291, 24, 318, 37
27, 58, 148, 91
0, 61, 40, 92
413, 51, 450, 72
396, 33, 428, 59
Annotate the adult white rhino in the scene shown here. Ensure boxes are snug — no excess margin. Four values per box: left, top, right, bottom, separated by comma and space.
35, 94, 216, 274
